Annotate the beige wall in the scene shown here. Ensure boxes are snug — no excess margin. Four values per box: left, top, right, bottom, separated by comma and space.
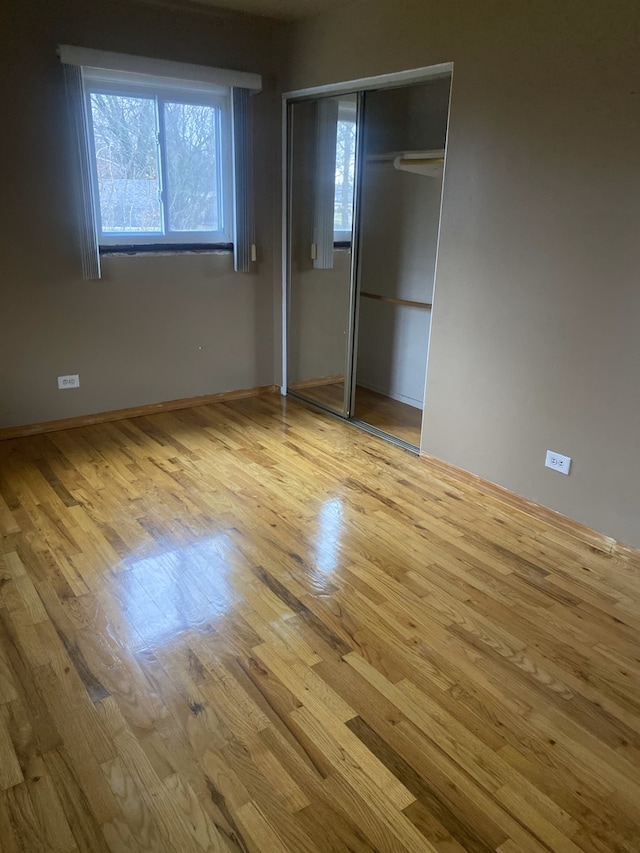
288, 0, 640, 548
0, 0, 287, 428
3, 0, 639, 549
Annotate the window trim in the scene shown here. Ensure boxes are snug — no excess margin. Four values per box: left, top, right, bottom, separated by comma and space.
84, 79, 233, 247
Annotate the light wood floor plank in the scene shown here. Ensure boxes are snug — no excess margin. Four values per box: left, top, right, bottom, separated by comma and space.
0, 393, 638, 851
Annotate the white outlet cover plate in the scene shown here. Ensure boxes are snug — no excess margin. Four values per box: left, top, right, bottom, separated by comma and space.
545, 449, 571, 475
58, 374, 80, 389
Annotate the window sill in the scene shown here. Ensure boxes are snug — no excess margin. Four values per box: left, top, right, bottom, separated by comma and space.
100, 243, 234, 257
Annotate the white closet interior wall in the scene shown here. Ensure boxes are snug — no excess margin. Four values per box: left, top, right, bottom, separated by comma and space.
356, 78, 450, 408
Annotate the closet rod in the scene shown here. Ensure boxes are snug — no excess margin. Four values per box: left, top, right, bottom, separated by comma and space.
360, 291, 432, 310
366, 148, 445, 163
395, 157, 444, 167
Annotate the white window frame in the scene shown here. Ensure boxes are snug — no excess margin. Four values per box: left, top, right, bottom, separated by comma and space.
84, 75, 233, 246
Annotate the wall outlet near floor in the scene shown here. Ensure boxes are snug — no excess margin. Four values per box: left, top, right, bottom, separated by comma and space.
57, 374, 80, 390
545, 449, 571, 475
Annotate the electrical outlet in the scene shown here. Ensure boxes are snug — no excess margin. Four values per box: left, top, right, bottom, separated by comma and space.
57, 374, 80, 390
545, 450, 571, 475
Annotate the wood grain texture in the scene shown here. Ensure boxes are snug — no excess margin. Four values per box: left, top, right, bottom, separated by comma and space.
353, 386, 422, 446
294, 382, 424, 446
0, 385, 277, 441
0, 392, 639, 852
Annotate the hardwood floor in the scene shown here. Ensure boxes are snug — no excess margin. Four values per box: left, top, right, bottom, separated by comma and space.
0, 393, 639, 852
288, 379, 347, 416
292, 382, 423, 446
353, 387, 422, 446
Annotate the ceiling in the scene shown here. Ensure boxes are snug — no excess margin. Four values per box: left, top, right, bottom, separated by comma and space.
154, 0, 346, 21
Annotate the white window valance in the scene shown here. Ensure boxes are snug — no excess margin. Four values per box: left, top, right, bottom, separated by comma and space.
58, 46, 262, 93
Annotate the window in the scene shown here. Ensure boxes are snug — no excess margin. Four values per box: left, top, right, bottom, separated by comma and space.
58, 46, 262, 277
333, 109, 357, 242
84, 74, 232, 246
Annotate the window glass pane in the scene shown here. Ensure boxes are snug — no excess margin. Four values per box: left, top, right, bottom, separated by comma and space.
163, 102, 221, 232
89, 93, 161, 233
334, 119, 356, 233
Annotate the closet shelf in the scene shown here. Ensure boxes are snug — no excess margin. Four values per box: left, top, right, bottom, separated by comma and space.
360, 291, 432, 310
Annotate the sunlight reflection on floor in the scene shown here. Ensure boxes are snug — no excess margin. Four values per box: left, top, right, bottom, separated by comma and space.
116, 534, 238, 646
315, 497, 344, 574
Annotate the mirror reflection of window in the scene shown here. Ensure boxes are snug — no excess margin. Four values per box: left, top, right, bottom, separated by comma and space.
334, 100, 357, 242
312, 93, 358, 269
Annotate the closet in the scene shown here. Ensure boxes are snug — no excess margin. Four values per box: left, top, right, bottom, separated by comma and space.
284, 68, 452, 451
